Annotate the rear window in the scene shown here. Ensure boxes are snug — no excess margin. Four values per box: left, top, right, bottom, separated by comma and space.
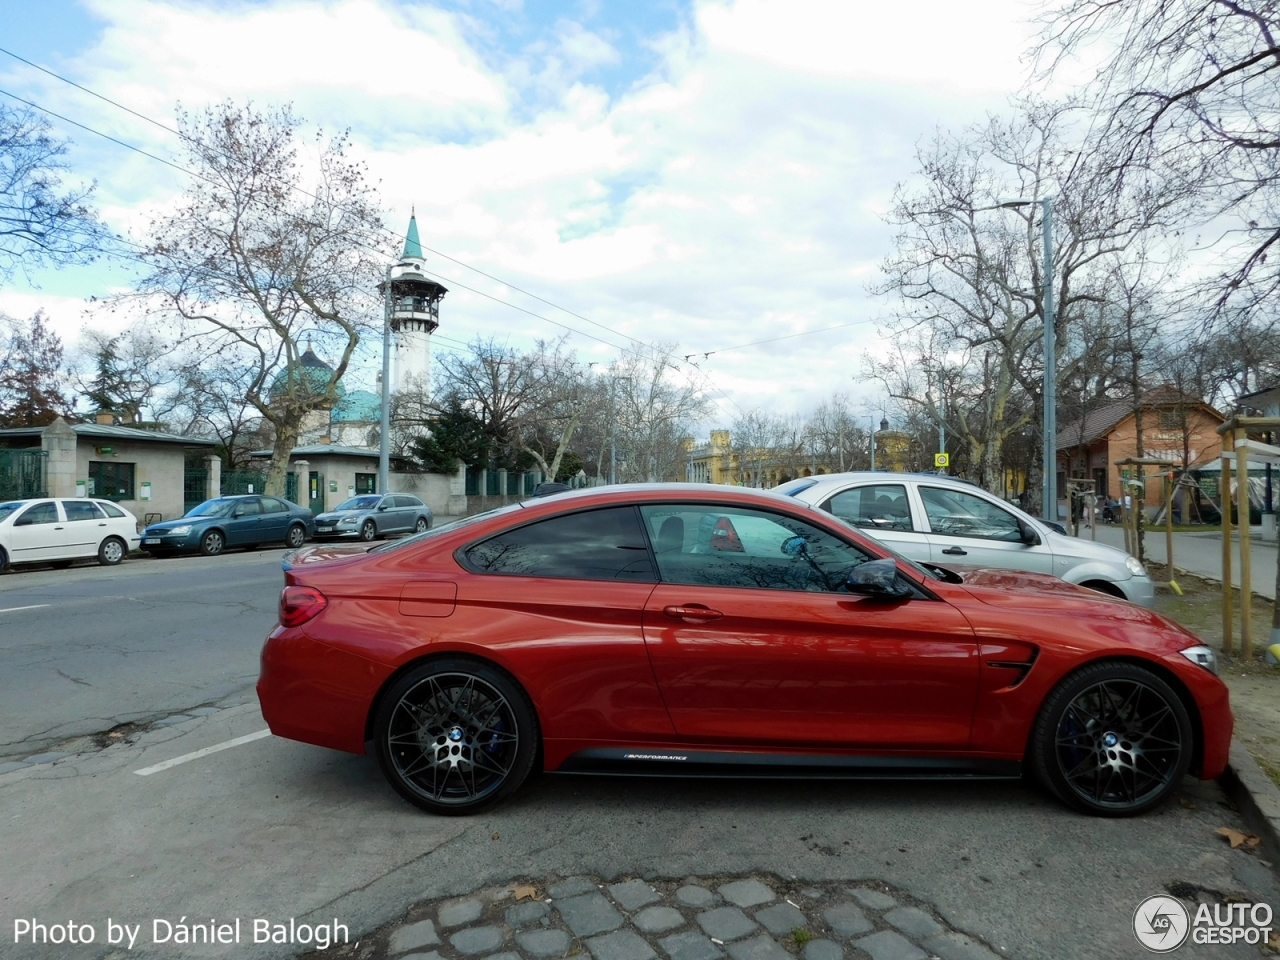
98, 501, 126, 518
464, 506, 655, 581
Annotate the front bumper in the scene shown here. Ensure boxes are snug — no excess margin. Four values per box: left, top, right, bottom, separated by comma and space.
1121, 574, 1156, 608
140, 532, 197, 551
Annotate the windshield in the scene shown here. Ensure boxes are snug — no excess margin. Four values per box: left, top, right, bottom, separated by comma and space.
368, 502, 526, 554
185, 498, 237, 518
0, 501, 25, 522
335, 496, 381, 511
774, 477, 820, 497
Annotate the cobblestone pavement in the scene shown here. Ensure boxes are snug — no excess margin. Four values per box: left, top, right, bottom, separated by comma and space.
308, 876, 999, 960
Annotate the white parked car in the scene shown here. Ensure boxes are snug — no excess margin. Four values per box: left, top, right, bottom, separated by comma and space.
775, 472, 1155, 607
0, 498, 141, 570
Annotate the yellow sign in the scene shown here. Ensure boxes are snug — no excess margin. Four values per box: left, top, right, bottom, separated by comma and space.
934, 452, 950, 468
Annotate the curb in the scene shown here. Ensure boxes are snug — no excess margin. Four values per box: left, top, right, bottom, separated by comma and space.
1220, 739, 1280, 864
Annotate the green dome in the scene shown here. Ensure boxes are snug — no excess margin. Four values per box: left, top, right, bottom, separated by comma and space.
332, 389, 381, 423
270, 347, 345, 404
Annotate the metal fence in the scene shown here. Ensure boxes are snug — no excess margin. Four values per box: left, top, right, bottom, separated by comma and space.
0, 449, 46, 500
182, 468, 207, 513
221, 470, 268, 496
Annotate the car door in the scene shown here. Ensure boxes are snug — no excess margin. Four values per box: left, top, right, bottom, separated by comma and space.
225, 497, 263, 544
8, 501, 69, 562
61, 500, 107, 557
817, 481, 930, 562
387, 496, 413, 532
457, 505, 672, 740
917, 484, 1055, 573
258, 497, 291, 542
638, 503, 979, 749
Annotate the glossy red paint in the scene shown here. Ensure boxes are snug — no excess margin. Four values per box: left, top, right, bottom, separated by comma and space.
256, 484, 1232, 787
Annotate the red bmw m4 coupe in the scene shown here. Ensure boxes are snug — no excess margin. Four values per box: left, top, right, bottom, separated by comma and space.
257, 484, 1231, 818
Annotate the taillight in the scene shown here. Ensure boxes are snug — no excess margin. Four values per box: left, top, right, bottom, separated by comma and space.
279, 585, 327, 626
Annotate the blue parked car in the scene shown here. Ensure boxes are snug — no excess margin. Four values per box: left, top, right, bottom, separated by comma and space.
141, 495, 315, 557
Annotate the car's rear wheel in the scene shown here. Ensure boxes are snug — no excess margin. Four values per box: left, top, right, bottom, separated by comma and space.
200, 530, 225, 556
360, 520, 377, 541
374, 658, 538, 815
414, 516, 429, 533
286, 523, 307, 548
97, 537, 126, 566
1030, 661, 1192, 817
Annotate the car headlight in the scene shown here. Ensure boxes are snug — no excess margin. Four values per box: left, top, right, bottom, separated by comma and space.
1125, 556, 1146, 576
338, 518, 358, 525
1179, 644, 1218, 675
168, 525, 192, 536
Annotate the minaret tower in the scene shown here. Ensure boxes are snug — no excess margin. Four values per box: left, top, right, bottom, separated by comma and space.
381, 211, 447, 397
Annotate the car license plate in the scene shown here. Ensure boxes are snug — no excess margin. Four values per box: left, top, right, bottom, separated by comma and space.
143, 538, 160, 545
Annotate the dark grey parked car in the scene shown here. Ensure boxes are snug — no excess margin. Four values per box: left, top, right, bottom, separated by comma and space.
313, 494, 432, 541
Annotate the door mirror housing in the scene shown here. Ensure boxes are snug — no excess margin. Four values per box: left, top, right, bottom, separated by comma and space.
377, 504, 389, 512
846, 559, 913, 599
1018, 519, 1042, 546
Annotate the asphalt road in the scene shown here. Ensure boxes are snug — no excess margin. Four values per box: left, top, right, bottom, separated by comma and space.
0, 550, 283, 760
1, 555, 1278, 960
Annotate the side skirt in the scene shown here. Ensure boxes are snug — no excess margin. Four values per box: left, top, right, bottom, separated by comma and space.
556, 747, 1021, 780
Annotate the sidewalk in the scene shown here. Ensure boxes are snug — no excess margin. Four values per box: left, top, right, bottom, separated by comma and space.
1084, 523, 1278, 600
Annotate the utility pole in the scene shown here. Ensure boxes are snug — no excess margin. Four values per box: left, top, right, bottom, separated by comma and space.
870, 416, 876, 472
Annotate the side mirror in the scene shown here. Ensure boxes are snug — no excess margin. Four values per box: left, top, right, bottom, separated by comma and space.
1018, 519, 1042, 546
377, 504, 389, 512
846, 559, 913, 599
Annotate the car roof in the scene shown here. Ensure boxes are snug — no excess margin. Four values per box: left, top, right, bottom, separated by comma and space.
792, 472, 977, 487
517, 482, 819, 510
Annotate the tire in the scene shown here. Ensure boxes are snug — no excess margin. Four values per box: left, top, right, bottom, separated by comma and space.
359, 520, 377, 542
374, 657, 539, 816
414, 516, 429, 533
286, 523, 307, 548
97, 537, 126, 566
0, 546, 8, 571
200, 530, 225, 557
1029, 661, 1193, 817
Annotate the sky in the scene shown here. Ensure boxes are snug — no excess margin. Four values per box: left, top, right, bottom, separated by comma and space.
0, 0, 1045, 430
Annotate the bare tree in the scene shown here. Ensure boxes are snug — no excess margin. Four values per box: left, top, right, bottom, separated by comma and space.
732, 410, 785, 488
612, 344, 712, 482
127, 101, 385, 495
0, 105, 107, 280
73, 327, 179, 425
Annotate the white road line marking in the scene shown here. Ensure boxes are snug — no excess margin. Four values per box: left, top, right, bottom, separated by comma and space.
0, 604, 51, 614
134, 729, 272, 776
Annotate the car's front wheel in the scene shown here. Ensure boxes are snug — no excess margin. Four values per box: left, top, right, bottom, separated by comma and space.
1029, 661, 1192, 817
97, 537, 126, 566
200, 530, 225, 556
359, 520, 377, 541
286, 523, 307, 548
374, 658, 539, 815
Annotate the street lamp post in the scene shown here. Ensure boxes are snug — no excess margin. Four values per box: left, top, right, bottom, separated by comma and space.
378, 263, 393, 495
1000, 197, 1056, 522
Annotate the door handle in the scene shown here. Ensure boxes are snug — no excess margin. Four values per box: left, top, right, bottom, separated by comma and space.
663, 604, 723, 623
942, 546, 967, 556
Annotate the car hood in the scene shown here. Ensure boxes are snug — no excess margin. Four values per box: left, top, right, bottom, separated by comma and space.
144, 517, 211, 533
946, 564, 1120, 603
1043, 529, 1141, 567
282, 542, 375, 570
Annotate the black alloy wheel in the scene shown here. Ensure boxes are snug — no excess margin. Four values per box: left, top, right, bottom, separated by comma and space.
359, 519, 377, 541
414, 516, 429, 533
374, 658, 538, 815
98, 537, 126, 565
286, 523, 307, 548
200, 530, 225, 556
1031, 661, 1192, 816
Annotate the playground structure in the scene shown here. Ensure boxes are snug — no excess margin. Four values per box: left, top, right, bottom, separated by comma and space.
1215, 415, 1280, 660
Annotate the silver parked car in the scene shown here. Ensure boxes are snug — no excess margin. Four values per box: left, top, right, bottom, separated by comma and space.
313, 494, 432, 542
775, 472, 1154, 607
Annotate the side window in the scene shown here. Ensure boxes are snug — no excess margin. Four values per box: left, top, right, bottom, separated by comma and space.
97, 501, 126, 518
919, 486, 1022, 542
16, 502, 59, 525
823, 484, 913, 531
62, 501, 105, 521
262, 498, 289, 514
464, 506, 655, 581
639, 504, 871, 592
235, 498, 262, 517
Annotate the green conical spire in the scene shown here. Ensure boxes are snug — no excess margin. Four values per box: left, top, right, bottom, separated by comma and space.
402, 209, 423, 259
